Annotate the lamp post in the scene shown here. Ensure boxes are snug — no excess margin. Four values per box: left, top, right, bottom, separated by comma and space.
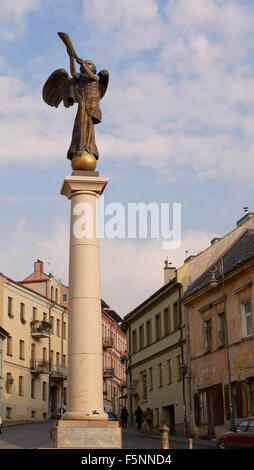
209, 257, 235, 429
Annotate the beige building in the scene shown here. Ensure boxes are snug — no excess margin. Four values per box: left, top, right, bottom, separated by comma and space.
1, 260, 127, 422
123, 267, 189, 436
183, 229, 254, 438
0, 326, 8, 424
1, 262, 68, 422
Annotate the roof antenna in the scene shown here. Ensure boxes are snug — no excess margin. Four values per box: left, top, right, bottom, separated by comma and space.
164, 256, 172, 268
185, 250, 189, 259
47, 256, 52, 275
244, 206, 249, 214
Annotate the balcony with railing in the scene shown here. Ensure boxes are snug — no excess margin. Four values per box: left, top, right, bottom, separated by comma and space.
30, 320, 52, 338
30, 359, 50, 374
102, 335, 114, 349
50, 365, 67, 380
103, 367, 114, 379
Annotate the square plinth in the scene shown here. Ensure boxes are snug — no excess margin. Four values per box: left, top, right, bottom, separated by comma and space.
50, 420, 122, 449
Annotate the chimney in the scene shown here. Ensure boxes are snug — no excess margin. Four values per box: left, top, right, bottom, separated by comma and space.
164, 259, 176, 284
34, 260, 44, 273
210, 237, 221, 245
236, 208, 254, 227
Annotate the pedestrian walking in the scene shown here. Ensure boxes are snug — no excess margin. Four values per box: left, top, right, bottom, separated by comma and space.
144, 407, 153, 432
135, 405, 144, 432
120, 407, 129, 429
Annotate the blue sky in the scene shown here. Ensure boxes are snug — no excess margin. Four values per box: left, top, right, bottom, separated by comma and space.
1, 0, 254, 314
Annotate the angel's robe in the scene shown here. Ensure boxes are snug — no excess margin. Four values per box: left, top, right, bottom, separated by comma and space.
64, 73, 102, 160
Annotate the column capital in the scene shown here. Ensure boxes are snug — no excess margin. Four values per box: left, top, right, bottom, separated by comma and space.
61, 173, 108, 199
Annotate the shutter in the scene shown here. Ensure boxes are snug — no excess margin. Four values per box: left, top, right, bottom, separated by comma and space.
224, 384, 230, 420
194, 393, 200, 426
236, 382, 243, 418
241, 382, 248, 417
213, 385, 224, 426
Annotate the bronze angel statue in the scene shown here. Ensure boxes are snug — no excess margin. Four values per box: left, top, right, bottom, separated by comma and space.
42, 32, 109, 170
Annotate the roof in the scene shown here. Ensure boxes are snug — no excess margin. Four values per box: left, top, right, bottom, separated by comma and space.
105, 309, 123, 323
0, 326, 9, 338
184, 229, 254, 300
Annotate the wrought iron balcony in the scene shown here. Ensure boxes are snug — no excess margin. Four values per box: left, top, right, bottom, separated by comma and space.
103, 367, 114, 379
30, 359, 50, 374
102, 336, 114, 349
30, 320, 52, 338
50, 365, 67, 380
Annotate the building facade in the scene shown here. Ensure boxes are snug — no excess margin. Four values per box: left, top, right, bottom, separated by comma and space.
0, 260, 127, 421
184, 230, 254, 438
0, 326, 8, 424
123, 272, 189, 436
1, 270, 68, 422
102, 301, 127, 414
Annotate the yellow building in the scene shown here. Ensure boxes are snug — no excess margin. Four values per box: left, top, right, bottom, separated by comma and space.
123, 266, 189, 436
0, 267, 68, 422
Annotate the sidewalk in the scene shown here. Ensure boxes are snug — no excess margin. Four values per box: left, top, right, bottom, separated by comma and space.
123, 426, 216, 449
2, 419, 55, 428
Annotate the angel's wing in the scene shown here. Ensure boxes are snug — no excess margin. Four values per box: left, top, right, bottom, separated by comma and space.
42, 69, 70, 108
98, 69, 109, 99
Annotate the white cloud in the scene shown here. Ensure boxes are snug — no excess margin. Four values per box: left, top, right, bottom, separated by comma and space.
0, 213, 216, 314
0, 0, 41, 40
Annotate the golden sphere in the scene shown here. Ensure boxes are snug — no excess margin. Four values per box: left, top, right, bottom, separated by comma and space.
71, 152, 97, 171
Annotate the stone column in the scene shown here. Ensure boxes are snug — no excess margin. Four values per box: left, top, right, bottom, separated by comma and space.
50, 172, 122, 448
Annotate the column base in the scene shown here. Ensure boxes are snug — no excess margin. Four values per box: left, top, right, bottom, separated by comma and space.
50, 419, 122, 449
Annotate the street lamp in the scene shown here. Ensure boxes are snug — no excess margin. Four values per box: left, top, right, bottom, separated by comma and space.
209, 257, 235, 429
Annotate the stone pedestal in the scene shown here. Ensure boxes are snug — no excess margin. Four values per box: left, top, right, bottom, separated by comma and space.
51, 172, 122, 448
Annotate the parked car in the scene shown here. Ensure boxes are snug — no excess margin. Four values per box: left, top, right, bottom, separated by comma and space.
217, 417, 254, 449
105, 411, 121, 427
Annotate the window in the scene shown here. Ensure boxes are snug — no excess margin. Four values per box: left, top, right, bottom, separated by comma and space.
6, 407, 12, 419
51, 286, 54, 300
247, 419, 254, 432
199, 392, 208, 424
173, 302, 180, 330
241, 301, 252, 337
149, 367, 153, 391
43, 412, 47, 419
249, 379, 254, 414
63, 322, 67, 339
132, 330, 137, 353
63, 354, 66, 366
164, 307, 170, 335
19, 376, 24, 396
50, 350, 54, 365
42, 382, 47, 401
57, 319, 61, 337
55, 288, 59, 303
236, 420, 249, 432
56, 352, 60, 366
43, 312, 47, 321
158, 363, 163, 387
155, 313, 161, 341
139, 325, 144, 350
176, 355, 181, 381
63, 294, 67, 302
19, 340, 25, 360
31, 378, 36, 398
204, 319, 212, 352
146, 320, 152, 345
217, 313, 226, 347
31, 410, 36, 418
7, 336, 12, 356
20, 303, 25, 323
51, 316, 54, 334
32, 307, 37, 321
167, 359, 172, 384
43, 347, 47, 362
31, 343, 36, 361
6, 373, 13, 394
63, 387, 67, 405
141, 371, 147, 401
8, 297, 13, 318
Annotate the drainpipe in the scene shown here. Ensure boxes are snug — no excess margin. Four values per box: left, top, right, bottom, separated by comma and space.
176, 281, 188, 436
